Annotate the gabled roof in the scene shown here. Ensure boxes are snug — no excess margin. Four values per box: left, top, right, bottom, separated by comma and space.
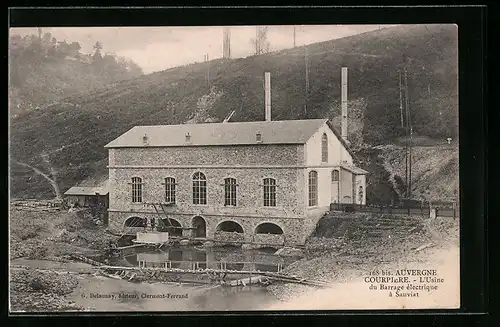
340, 163, 369, 175
325, 120, 356, 159
105, 119, 331, 148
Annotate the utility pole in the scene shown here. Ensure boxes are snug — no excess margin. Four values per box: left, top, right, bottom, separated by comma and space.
405, 68, 412, 199
223, 27, 231, 59
255, 26, 260, 55
204, 55, 207, 84
404, 66, 411, 198
403, 67, 408, 198
399, 70, 404, 128
207, 54, 210, 85
204, 54, 211, 86
293, 26, 296, 47
304, 46, 309, 115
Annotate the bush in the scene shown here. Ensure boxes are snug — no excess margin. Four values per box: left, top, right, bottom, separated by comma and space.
19, 229, 39, 240
27, 246, 49, 259
28, 276, 47, 291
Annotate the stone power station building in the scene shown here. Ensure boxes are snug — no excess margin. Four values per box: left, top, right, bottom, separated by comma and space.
104, 70, 366, 247
105, 118, 367, 247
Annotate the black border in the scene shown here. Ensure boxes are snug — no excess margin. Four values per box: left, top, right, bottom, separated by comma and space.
6, 5, 489, 325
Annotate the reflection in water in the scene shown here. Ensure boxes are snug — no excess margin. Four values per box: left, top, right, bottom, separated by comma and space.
169, 249, 183, 268
226, 263, 245, 271
192, 251, 207, 269
124, 254, 138, 266
255, 263, 279, 272
121, 246, 287, 273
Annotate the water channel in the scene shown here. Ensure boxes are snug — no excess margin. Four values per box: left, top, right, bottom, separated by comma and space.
72, 245, 299, 311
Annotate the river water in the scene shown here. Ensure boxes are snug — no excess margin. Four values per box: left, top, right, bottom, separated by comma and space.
71, 245, 296, 311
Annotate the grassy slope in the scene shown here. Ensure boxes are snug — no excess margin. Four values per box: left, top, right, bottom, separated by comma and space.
10, 25, 458, 199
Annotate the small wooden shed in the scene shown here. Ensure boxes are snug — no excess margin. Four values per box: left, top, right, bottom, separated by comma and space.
64, 175, 109, 223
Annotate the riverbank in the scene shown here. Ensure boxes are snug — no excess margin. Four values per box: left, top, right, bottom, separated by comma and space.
9, 204, 283, 311
9, 205, 118, 311
10, 203, 459, 311
265, 214, 460, 310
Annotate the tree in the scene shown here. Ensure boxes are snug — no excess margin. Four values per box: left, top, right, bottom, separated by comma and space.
250, 26, 271, 55
125, 58, 143, 76
92, 41, 103, 61
42, 33, 52, 45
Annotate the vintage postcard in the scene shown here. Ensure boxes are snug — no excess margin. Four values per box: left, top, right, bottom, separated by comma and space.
9, 23, 459, 312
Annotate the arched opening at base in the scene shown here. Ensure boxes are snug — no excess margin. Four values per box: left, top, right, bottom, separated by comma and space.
161, 218, 182, 237
255, 223, 284, 235
215, 221, 245, 243
192, 216, 207, 238
253, 222, 285, 246
216, 221, 244, 233
124, 216, 147, 228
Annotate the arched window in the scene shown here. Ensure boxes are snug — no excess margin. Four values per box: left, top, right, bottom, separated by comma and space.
165, 177, 176, 203
331, 169, 339, 182
263, 178, 276, 207
131, 177, 143, 203
192, 172, 207, 205
224, 178, 237, 206
321, 133, 328, 162
308, 171, 318, 207
358, 186, 364, 204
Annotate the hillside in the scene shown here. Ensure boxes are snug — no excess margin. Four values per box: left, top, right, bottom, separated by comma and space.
9, 33, 143, 117
378, 143, 459, 201
9, 25, 458, 200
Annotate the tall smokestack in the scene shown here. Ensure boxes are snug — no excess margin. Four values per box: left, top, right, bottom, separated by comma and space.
265, 72, 271, 121
223, 27, 231, 59
341, 67, 348, 142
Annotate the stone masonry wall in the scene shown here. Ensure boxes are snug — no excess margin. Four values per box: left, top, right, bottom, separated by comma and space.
108, 144, 309, 245
111, 144, 302, 166
109, 167, 305, 217
109, 211, 307, 246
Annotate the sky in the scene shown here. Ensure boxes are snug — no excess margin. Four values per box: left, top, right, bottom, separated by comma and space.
10, 25, 393, 74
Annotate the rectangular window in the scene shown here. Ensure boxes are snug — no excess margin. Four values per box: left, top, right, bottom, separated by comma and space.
224, 178, 237, 206
263, 178, 276, 207
165, 177, 176, 204
131, 177, 143, 203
